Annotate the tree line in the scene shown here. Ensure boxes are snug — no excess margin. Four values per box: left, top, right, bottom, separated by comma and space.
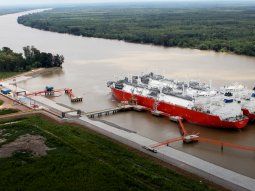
0, 46, 64, 72
18, 7, 255, 57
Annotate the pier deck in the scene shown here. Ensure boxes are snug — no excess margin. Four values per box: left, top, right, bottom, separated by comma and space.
85, 105, 134, 118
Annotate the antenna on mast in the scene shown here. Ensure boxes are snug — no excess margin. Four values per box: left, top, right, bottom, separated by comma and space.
182, 84, 186, 95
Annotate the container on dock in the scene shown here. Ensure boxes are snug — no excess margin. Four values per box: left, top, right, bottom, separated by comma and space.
1, 88, 11, 95
224, 98, 233, 103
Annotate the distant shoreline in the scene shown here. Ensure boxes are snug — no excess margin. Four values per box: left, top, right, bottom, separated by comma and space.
0, 7, 32, 16
17, 6, 255, 58
1, 67, 61, 84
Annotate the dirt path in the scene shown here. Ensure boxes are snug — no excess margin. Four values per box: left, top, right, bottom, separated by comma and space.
0, 134, 49, 158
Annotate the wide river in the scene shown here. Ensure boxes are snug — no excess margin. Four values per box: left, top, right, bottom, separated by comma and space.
1, 9, 255, 178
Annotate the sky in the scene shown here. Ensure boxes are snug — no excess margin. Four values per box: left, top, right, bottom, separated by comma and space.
0, 0, 248, 6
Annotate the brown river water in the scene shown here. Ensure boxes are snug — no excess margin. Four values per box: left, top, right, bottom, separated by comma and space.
1, 10, 255, 178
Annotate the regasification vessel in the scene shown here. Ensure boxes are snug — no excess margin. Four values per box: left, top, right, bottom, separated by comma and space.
107, 73, 249, 129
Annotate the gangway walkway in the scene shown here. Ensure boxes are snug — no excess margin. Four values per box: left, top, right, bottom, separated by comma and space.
85, 105, 133, 118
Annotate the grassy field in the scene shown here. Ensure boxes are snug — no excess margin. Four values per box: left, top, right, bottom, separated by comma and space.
0, 116, 216, 190
18, 4, 255, 56
0, 72, 21, 80
0, 100, 3, 106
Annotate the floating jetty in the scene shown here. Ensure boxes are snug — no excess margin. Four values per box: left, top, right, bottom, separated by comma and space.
85, 104, 133, 118
85, 102, 172, 119
64, 88, 83, 102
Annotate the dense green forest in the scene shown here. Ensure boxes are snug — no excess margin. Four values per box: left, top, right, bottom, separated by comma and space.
18, 6, 255, 56
0, 46, 64, 72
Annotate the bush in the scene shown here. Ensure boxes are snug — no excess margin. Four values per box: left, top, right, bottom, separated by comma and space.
0, 108, 19, 115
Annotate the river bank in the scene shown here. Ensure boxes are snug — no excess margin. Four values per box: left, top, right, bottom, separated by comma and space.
1, 67, 61, 84
0, 68, 43, 80
1, 8, 255, 183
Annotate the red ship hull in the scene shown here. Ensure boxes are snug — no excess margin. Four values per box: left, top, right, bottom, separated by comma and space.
242, 108, 255, 121
111, 88, 249, 129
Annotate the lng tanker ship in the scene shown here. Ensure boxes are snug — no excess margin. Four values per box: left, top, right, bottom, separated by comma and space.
147, 75, 255, 122
107, 73, 249, 129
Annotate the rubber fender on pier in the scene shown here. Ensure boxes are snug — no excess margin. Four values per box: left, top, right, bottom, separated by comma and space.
71, 97, 83, 102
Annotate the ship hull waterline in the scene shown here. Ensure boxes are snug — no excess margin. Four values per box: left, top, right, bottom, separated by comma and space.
111, 88, 249, 129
